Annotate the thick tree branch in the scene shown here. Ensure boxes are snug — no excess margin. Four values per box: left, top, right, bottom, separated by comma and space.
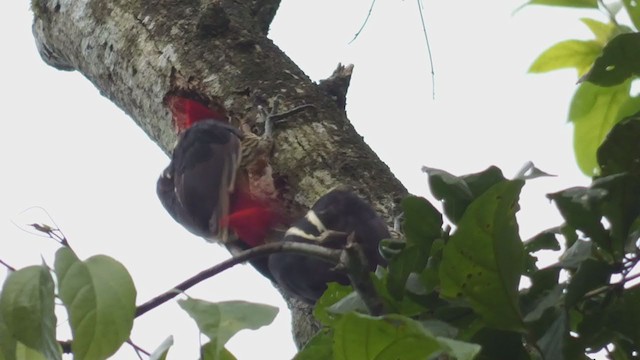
32, 0, 407, 348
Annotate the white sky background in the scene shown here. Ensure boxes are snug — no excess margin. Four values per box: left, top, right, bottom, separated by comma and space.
0, 1, 600, 359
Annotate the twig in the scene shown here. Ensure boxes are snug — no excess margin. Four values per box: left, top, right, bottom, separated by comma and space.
0, 259, 16, 272
583, 271, 640, 299
416, 0, 436, 100
343, 239, 386, 316
597, 0, 619, 26
127, 339, 150, 359
349, 0, 378, 44
135, 241, 342, 317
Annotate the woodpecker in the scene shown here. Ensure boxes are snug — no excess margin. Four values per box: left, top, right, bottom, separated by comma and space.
268, 189, 390, 304
156, 96, 285, 251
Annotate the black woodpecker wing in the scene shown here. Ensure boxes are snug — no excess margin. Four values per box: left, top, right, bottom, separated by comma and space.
157, 120, 241, 241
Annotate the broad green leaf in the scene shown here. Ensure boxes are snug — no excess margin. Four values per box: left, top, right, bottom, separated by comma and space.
333, 313, 447, 360
547, 188, 609, 246
526, 0, 598, 7
294, 329, 333, 360
386, 246, 427, 300
568, 80, 632, 176
524, 285, 563, 322
54, 248, 136, 360
178, 299, 277, 358
0, 265, 59, 360
401, 196, 442, 249
149, 336, 173, 360
538, 311, 568, 360
524, 228, 561, 253
471, 328, 530, 360
423, 166, 506, 224
422, 166, 473, 223
581, 18, 619, 45
529, 39, 602, 76
582, 33, 640, 86
314, 283, 353, 326
558, 239, 593, 268
591, 174, 640, 258
14, 343, 46, 360
606, 287, 640, 345
0, 298, 17, 360
439, 180, 525, 332
200, 341, 236, 360
623, 0, 640, 30
565, 259, 612, 306
436, 337, 481, 360
597, 115, 640, 177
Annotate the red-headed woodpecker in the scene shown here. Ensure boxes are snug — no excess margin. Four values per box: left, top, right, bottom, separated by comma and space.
156, 96, 284, 250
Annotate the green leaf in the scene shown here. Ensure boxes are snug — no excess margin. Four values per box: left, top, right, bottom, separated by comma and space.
471, 328, 530, 360
422, 166, 473, 223
439, 180, 525, 332
582, 33, 640, 86
314, 283, 353, 326
436, 337, 482, 360
569, 80, 632, 176
333, 313, 468, 360
14, 343, 46, 360
537, 311, 568, 360
526, 0, 598, 7
581, 18, 619, 45
520, 267, 561, 317
524, 228, 561, 253
386, 246, 428, 300
558, 239, 593, 268
566, 259, 613, 306
529, 39, 602, 76
149, 336, 173, 360
422, 166, 506, 224
598, 115, 640, 178
524, 285, 563, 322
54, 248, 136, 360
178, 299, 277, 358
606, 287, 640, 345
623, 0, 640, 30
200, 341, 236, 360
401, 196, 443, 248
294, 329, 333, 360
547, 187, 609, 245
591, 174, 640, 258
0, 265, 60, 360
0, 293, 17, 360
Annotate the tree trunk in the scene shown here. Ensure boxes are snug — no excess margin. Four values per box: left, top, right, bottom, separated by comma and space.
32, 0, 407, 348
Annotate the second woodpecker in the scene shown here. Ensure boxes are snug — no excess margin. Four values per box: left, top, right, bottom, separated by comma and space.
268, 189, 390, 304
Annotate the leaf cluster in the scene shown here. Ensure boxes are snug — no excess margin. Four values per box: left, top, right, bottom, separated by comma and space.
527, 0, 640, 176
295, 116, 640, 359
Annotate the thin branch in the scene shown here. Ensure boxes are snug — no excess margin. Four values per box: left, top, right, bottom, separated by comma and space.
126, 339, 150, 359
349, 0, 378, 44
416, 0, 435, 100
135, 241, 342, 317
0, 259, 16, 272
583, 271, 640, 299
597, 0, 619, 26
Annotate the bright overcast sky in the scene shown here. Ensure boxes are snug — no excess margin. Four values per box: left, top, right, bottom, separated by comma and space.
1, 1, 597, 359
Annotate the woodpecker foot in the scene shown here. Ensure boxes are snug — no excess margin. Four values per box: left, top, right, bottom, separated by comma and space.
258, 96, 315, 138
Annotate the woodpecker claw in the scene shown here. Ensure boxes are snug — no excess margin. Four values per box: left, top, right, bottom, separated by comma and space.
256, 96, 315, 138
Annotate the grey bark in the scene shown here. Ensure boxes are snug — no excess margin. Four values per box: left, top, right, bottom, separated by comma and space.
31, 0, 407, 349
